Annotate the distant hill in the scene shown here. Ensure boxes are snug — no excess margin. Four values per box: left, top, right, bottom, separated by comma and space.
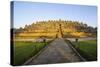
14, 19, 97, 38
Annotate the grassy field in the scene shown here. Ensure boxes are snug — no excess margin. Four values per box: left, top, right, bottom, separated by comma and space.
13, 41, 48, 65
72, 40, 97, 61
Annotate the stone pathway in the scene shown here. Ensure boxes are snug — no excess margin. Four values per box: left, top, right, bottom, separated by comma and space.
26, 38, 82, 65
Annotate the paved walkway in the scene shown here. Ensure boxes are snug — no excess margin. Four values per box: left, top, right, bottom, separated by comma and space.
26, 38, 82, 65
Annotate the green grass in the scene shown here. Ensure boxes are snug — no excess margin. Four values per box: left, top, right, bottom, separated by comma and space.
13, 41, 48, 65
72, 40, 97, 61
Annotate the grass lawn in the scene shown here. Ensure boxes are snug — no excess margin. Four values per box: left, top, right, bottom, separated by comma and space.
13, 41, 48, 65
72, 40, 97, 61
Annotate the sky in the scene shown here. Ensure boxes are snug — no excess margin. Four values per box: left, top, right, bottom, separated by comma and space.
12, 1, 97, 28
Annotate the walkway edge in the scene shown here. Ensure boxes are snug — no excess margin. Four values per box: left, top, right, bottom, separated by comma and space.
23, 39, 55, 65
64, 39, 86, 61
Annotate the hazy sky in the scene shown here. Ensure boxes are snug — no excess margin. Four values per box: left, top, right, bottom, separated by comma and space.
12, 1, 97, 28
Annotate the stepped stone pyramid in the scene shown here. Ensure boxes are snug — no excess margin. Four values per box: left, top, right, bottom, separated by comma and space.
14, 19, 96, 39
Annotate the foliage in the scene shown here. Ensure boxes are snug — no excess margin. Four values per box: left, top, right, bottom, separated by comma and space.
72, 40, 97, 61
13, 41, 47, 65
